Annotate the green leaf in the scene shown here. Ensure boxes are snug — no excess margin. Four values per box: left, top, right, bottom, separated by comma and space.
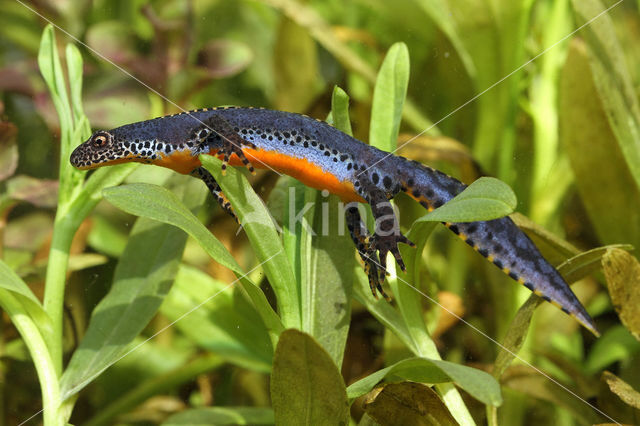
163, 407, 274, 425
301, 191, 354, 367
258, 0, 437, 134
369, 42, 410, 152
160, 265, 273, 371
347, 357, 503, 407
201, 155, 299, 329
0, 260, 53, 342
561, 38, 640, 250
493, 295, 539, 380
415, 177, 516, 223
60, 211, 191, 399
330, 86, 353, 136
413, 0, 476, 79
271, 329, 349, 425
571, 0, 640, 192
102, 181, 284, 338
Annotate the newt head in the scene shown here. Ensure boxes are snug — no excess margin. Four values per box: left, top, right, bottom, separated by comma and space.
71, 130, 137, 170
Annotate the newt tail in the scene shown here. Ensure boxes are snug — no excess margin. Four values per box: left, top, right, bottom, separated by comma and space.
70, 107, 599, 336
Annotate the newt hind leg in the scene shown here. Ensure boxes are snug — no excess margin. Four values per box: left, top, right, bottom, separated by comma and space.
349, 173, 415, 299
345, 206, 389, 300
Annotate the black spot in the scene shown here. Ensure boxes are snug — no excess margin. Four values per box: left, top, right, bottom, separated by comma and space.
241, 129, 248, 134
144, 141, 150, 148
324, 151, 330, 156
332, 149, 338, 155
541, 295, 551, 302
333, 158, 338, 162
303, 142, 309, 148
407, 178, 414, 186
319, 144, 325, 150
561, 307, 570, 314
524, 282, 534, 291
339, 154, 348, 161
508, 271, 518, 280
433, 199, 444, 208
478, 248, 489, 257
372, 173, 380, 184
465, 238, 475, 247
383, 176, 392, 189
467, 224, 477, 234
426, 189, 434, 198
347, 163, 352, 170
449, 225, 459, 234
494, 259, 503, 269
283, 132, 290, 138
494, 244, 503, 253
311, 141, 318, 147
354, 181, 360, 187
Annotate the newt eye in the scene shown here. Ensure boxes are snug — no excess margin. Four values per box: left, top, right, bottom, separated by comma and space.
91, 132, 109, 148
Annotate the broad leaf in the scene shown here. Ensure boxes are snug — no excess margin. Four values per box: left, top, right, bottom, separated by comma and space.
416, 177, 516, 223
271, 329, 349, 425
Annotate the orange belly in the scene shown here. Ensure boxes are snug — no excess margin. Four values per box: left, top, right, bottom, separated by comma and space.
222, 148, 365, 203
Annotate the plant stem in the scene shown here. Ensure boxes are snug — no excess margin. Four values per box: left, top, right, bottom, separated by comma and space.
0, 290, 62, 426
42, 217, 75, 376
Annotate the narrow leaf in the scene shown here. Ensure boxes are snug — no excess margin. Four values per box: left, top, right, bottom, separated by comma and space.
602, 248, 640, 341
369, 42, 410, 152
330, 86, 353, 136
163, 407, 274, 425
201, 155, 299, 329
347, 357, 503, 407
0, 260, 52, 338
572, 0, 640, 192
102, 182, 284, 338
602, 371, 640, 410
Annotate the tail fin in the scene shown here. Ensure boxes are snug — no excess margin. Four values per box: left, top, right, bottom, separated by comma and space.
399, 161, 598, 336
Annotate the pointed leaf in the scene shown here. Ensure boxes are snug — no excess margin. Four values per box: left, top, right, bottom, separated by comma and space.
102, 182, 284, 338
60, 216, 189, 399
163, 407, 274, 425
416, 177, 516, 223
369, 42, 409, 152
602, 248, 640, 341
347, 357, 502, 406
